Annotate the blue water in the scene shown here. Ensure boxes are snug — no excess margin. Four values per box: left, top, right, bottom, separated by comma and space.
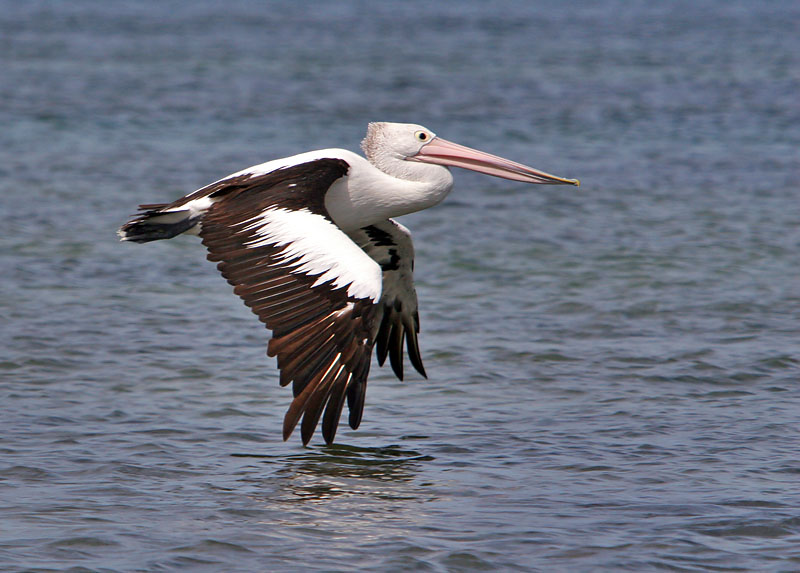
2, 1, 799, 571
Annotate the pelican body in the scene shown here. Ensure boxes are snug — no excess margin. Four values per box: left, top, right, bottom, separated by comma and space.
118, 122, 579, 445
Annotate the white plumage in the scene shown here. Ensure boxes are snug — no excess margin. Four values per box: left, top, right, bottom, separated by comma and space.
243, 207, 382, 301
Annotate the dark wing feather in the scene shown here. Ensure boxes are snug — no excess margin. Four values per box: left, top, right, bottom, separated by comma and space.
349, 219, 427, 381
199, 159, 383, 445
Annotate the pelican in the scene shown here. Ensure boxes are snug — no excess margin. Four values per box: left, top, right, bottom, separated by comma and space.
118, 122, 579, 445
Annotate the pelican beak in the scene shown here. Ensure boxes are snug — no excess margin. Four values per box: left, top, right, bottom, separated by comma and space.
409, 137, 580, 186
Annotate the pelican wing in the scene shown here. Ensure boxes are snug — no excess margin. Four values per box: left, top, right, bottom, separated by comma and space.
199, 159, 383, 445
349, 220, 426, 384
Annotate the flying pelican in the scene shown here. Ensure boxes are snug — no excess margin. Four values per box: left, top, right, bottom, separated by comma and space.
118, 122, 579, 445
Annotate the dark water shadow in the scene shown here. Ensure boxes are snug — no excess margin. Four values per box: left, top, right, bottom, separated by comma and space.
233, 443, 433, 481
232, 443, 435, 502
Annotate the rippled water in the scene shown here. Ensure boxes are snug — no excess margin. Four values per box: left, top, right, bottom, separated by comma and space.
2, 1, 800, 570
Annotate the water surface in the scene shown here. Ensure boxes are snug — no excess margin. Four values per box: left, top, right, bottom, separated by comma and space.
2, 1, 799, 570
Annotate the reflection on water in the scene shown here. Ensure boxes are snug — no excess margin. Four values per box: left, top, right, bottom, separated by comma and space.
234, 444, 434, 502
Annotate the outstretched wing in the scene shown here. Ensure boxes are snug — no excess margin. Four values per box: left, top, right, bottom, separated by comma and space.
349, 219, 426, 382
198, 158, 383, 445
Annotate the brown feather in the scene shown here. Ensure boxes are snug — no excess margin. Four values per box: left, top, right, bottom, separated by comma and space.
388, 318, 405, 381
321, 371, 351, 444
198, 158, 381, 444
299, 361, 344, 445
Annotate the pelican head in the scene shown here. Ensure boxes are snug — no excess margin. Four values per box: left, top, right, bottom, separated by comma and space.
362, 122, 580, 187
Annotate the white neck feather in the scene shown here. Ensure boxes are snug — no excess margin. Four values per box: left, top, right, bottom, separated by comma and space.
324, 151, 454, 231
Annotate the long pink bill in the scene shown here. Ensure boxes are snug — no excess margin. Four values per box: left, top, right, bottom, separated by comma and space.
410, 137, 580, 186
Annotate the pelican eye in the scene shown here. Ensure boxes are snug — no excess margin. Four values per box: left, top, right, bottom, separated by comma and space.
415, 131, 430, 142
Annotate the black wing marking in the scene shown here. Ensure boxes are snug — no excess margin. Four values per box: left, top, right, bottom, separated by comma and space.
349, 219, 426, 382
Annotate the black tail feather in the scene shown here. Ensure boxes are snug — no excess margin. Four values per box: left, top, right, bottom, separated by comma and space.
118, 209, 196, 243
